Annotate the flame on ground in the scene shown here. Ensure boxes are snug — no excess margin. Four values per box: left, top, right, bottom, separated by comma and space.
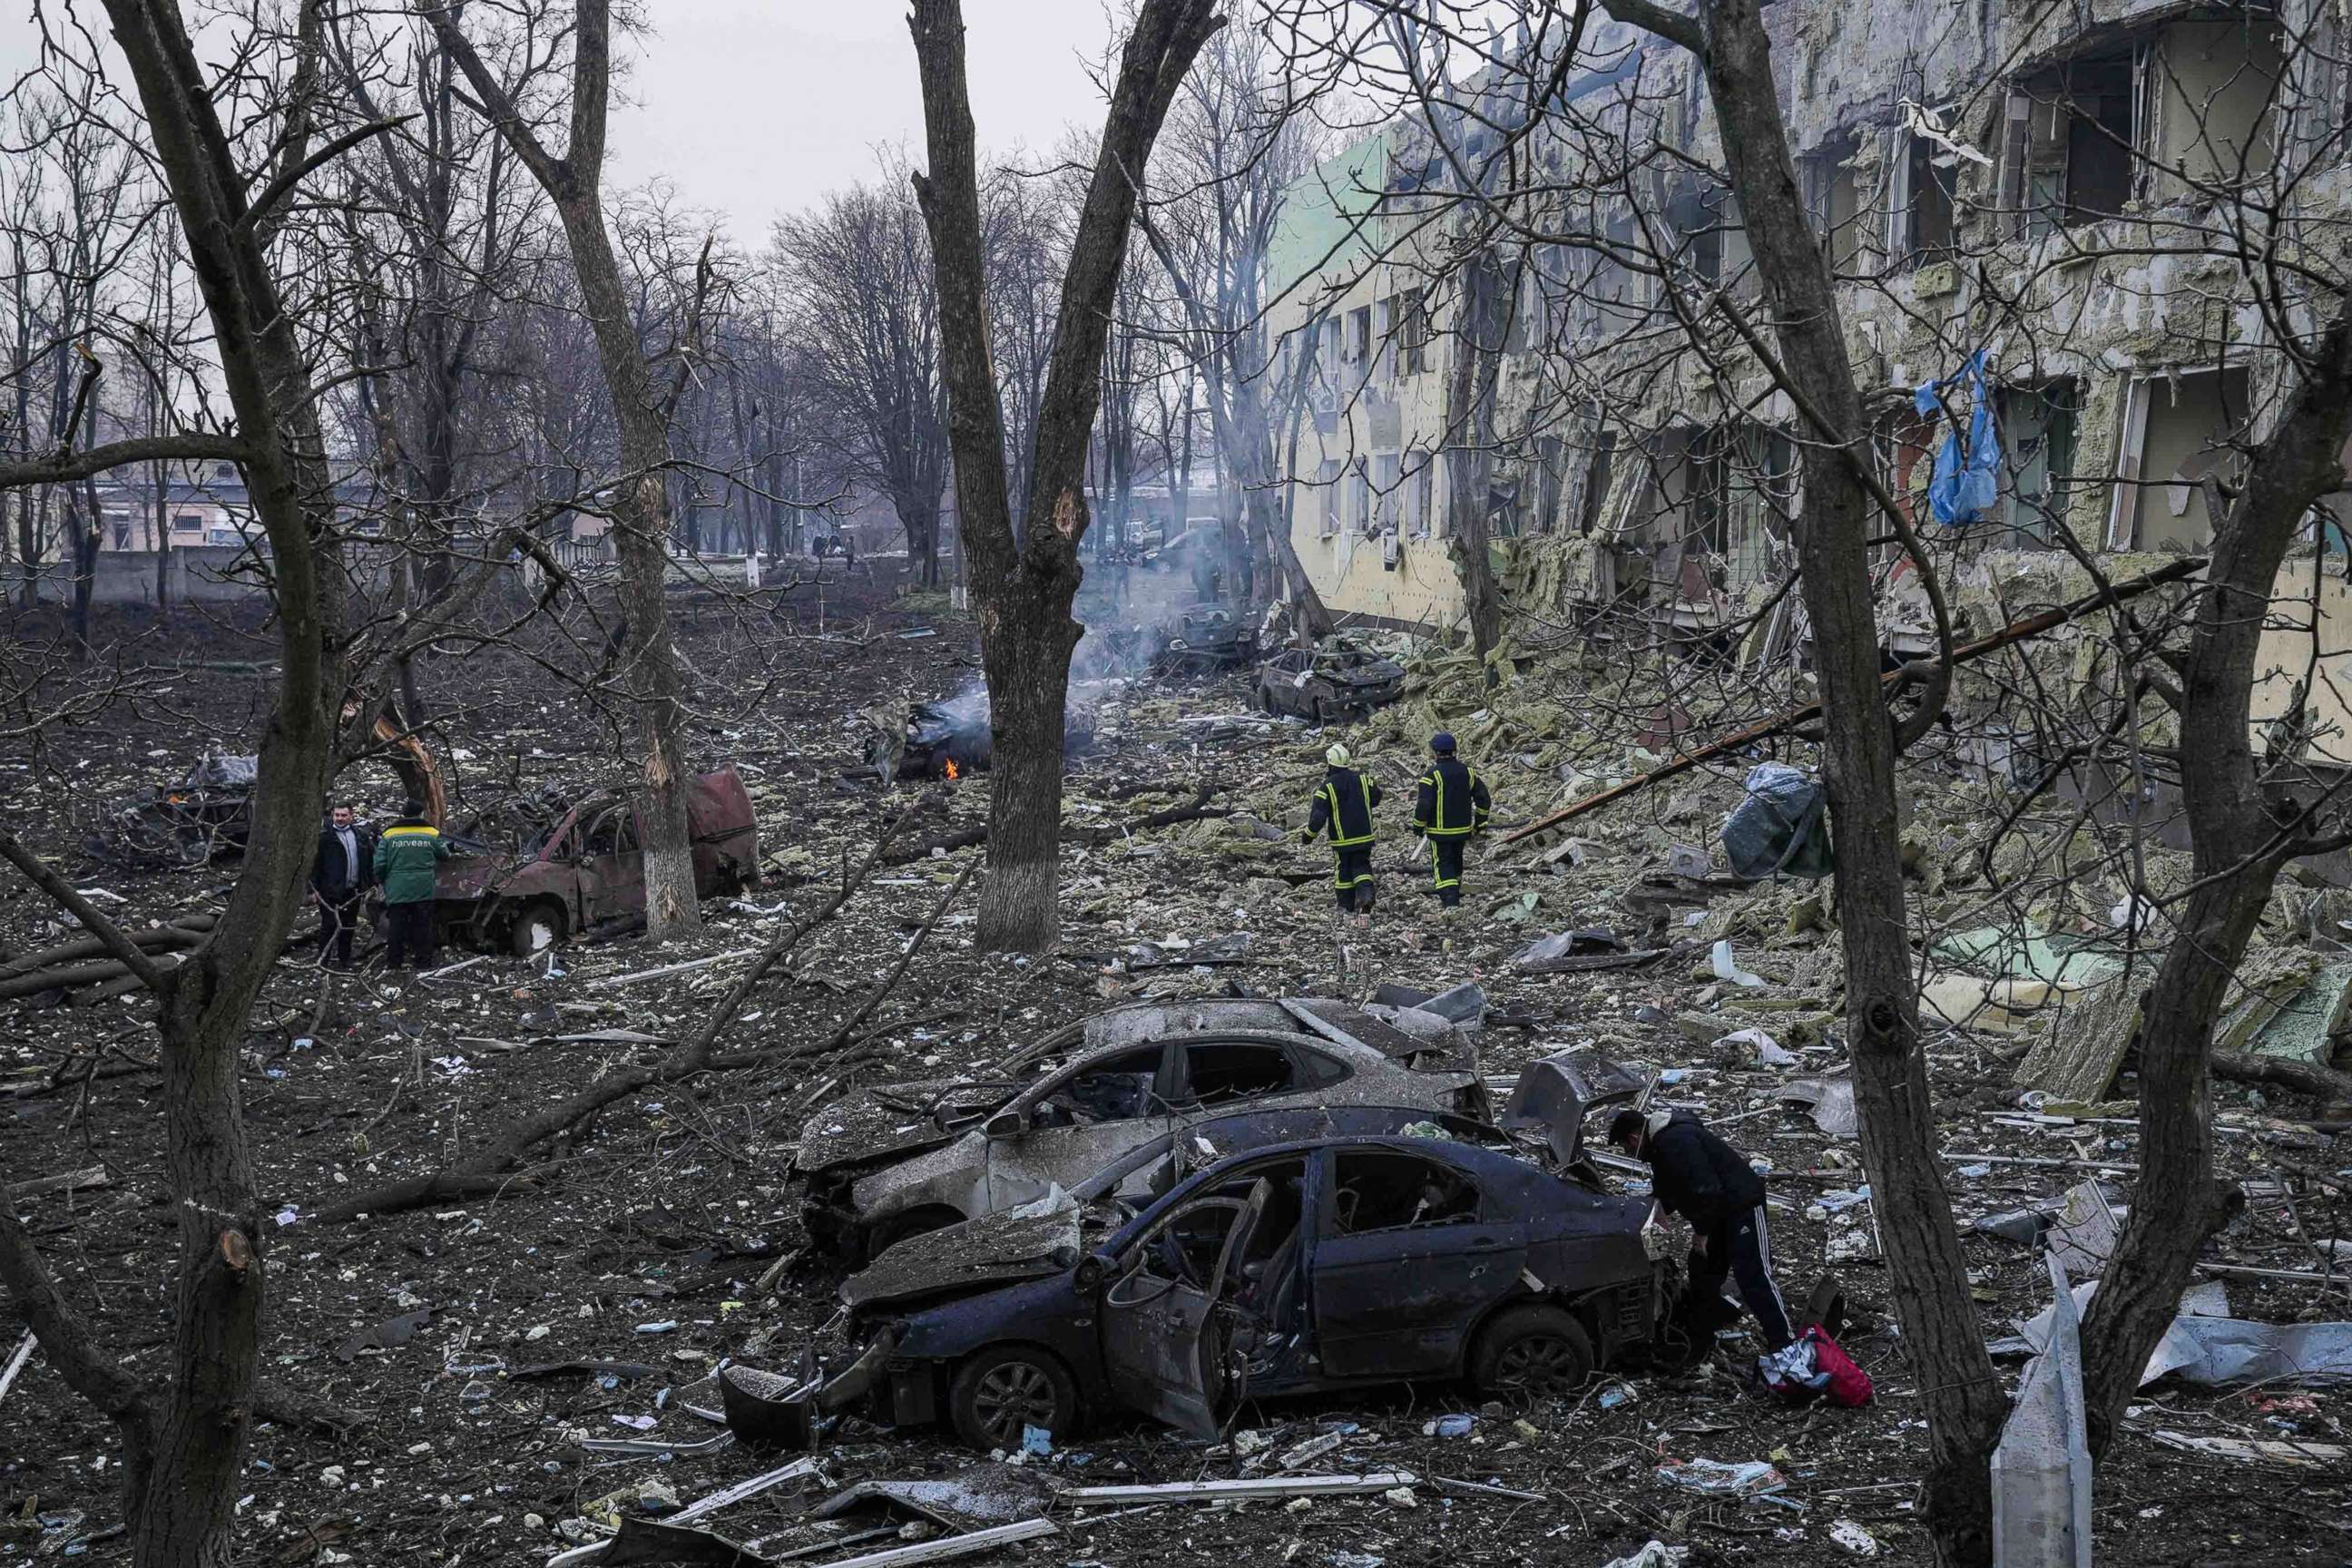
945, 760, 961, 781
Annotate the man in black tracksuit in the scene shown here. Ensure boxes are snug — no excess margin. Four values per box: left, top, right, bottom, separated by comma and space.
1304, 742, 1381, 920
1611, 1106, 1793, 1351
1411, 730, 1489, 908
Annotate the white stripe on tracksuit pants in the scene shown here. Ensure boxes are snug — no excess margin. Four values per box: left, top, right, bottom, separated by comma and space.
1701, 1202, 1793, 1350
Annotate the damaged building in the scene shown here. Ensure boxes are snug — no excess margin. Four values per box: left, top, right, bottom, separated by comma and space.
1264, 0, 2352, 757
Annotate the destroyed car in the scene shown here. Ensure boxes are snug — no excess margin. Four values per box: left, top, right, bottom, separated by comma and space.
867, 690, 1099, 783
1253, 644, 1406, 722
800, 1125, 1663, 1450
796, 996, 1486, 1262
93, 750, 260, 866
428, 767, 760, 955
1150, 605, 1259, 674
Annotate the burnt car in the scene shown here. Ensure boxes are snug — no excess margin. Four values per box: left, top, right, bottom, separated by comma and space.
808, 1114, 1663, 1450
1151, 604, 1259, 674
867, 691, 1099, 784
796, 996, 1485, 1262
429, 767, 760, 955
92, 750, 260, 866
1254, 644, 1406, 722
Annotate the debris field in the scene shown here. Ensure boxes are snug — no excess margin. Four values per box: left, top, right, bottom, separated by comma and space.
2, 576, 2347, 1566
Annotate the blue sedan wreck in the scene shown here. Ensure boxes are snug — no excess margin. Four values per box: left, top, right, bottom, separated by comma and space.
746, 1069, 1666, 1451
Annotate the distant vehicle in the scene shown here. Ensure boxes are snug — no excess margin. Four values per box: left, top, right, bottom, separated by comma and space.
796, 995, 1485, 1263
1254, 643, 1406, 722
429, 767, 761, 955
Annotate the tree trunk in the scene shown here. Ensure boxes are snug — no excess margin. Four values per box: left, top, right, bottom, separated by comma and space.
430, 0, 702, 940
2078, 312, 2352, 1454
911, 0, 1222, 952
1444, 256, 1506, 665
1596, 0, 2009, 1557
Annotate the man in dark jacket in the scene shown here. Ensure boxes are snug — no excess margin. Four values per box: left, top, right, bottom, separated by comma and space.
1611, 1106, 1793, 1351
373, 801, 450, 970
1303, 742, 1381, 922
1411, 731, 1490, 908
310, 801, 375, 969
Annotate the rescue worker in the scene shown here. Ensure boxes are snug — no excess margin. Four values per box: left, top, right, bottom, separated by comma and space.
1608, 1106, 1794, 1352
1303, 742, 1381, 923
1410, 731, 1489, 908
373, 799, 450, 971
309, 801, 375, 970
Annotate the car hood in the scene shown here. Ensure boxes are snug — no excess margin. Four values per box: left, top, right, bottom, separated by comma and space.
1330, 661, 1405, 685
842, 1191, 1086, 1310
798, 1078, 999, 1173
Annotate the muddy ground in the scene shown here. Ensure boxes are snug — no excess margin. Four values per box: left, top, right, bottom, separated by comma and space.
1, 572, 2346, 1566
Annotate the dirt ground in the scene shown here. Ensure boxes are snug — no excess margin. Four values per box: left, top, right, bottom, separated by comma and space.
1, 573, 2346, 1567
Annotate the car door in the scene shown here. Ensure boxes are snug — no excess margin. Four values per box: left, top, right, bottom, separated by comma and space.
981, 1044, 1176, 1211
1099, 1176, 1269, 1439
578, 804, 646, 926
1308, 1145, 1529, 1379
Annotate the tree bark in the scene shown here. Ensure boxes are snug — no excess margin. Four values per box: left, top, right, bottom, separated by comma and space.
1592, 0, 2007, 1557
909, 0, 1224, 950
428, 0, 702, 940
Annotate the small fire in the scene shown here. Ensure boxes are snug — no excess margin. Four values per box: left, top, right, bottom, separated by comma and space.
944, 759, 961, 781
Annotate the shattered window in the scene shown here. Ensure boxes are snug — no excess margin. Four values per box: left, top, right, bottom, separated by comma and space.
1034, 1045, 1163, 1126
1179, 1042, 1296, 1107
1328, 1149, 1482, 1234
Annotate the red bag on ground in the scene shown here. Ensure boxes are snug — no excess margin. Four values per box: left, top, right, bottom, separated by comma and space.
1804, 1325, 1873, 1406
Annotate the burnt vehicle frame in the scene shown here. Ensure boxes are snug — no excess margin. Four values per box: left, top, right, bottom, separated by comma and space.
796, 996, 1486, 1262
1253, 644, 1406, 723
868, 691, 1098, 783
426, 766, 761, 955
1150, 604, 1259, 675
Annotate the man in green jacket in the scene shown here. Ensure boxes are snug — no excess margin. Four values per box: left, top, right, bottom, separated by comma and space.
373, 800, 450, 970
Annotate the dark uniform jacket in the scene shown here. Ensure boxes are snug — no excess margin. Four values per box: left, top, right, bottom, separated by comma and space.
311, 823, 375, 900
1412, 757, 1491, 838
373, 816, 450, 905
1642, 1110, 1767, 1228
1307, 767, 1382, 847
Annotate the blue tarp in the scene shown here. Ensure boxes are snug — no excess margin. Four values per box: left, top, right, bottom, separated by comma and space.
1916, 351, 2001, 526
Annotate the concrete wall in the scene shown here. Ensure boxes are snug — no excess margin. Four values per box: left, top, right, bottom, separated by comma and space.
12, 546, 275, 608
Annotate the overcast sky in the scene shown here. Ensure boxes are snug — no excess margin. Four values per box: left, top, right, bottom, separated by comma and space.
0, 2, 1121, 242
608, 2, 1116, 241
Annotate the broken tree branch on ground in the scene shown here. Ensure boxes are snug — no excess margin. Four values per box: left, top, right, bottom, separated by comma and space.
310, 817, 909, 1223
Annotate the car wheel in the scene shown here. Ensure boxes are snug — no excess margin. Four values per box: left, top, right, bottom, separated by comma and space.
509, 900, 566, 957
1470, 1304, 1593, 1403
949, 1346, 1080, 1452
867, 1205, 962, 1259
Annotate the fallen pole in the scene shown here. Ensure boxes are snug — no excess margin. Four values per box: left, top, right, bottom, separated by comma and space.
1501, 557, 2208, 845
1058, 1472, 1416, 1504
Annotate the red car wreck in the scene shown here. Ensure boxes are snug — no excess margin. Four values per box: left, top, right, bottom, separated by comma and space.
430, 768, 761, 954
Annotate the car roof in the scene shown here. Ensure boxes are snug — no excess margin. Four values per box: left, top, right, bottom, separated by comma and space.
1069, 1105, 1498, 1200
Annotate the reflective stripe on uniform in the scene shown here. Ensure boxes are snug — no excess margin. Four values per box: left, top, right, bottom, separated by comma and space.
1322, 779, 1377, 848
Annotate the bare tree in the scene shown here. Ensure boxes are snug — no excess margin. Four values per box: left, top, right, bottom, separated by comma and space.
910, 0, 1226, 951
1136, 24, 1331, 632
0, 3, 391, 1559
427, 0, 706, 939
769, 170, 953, 584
